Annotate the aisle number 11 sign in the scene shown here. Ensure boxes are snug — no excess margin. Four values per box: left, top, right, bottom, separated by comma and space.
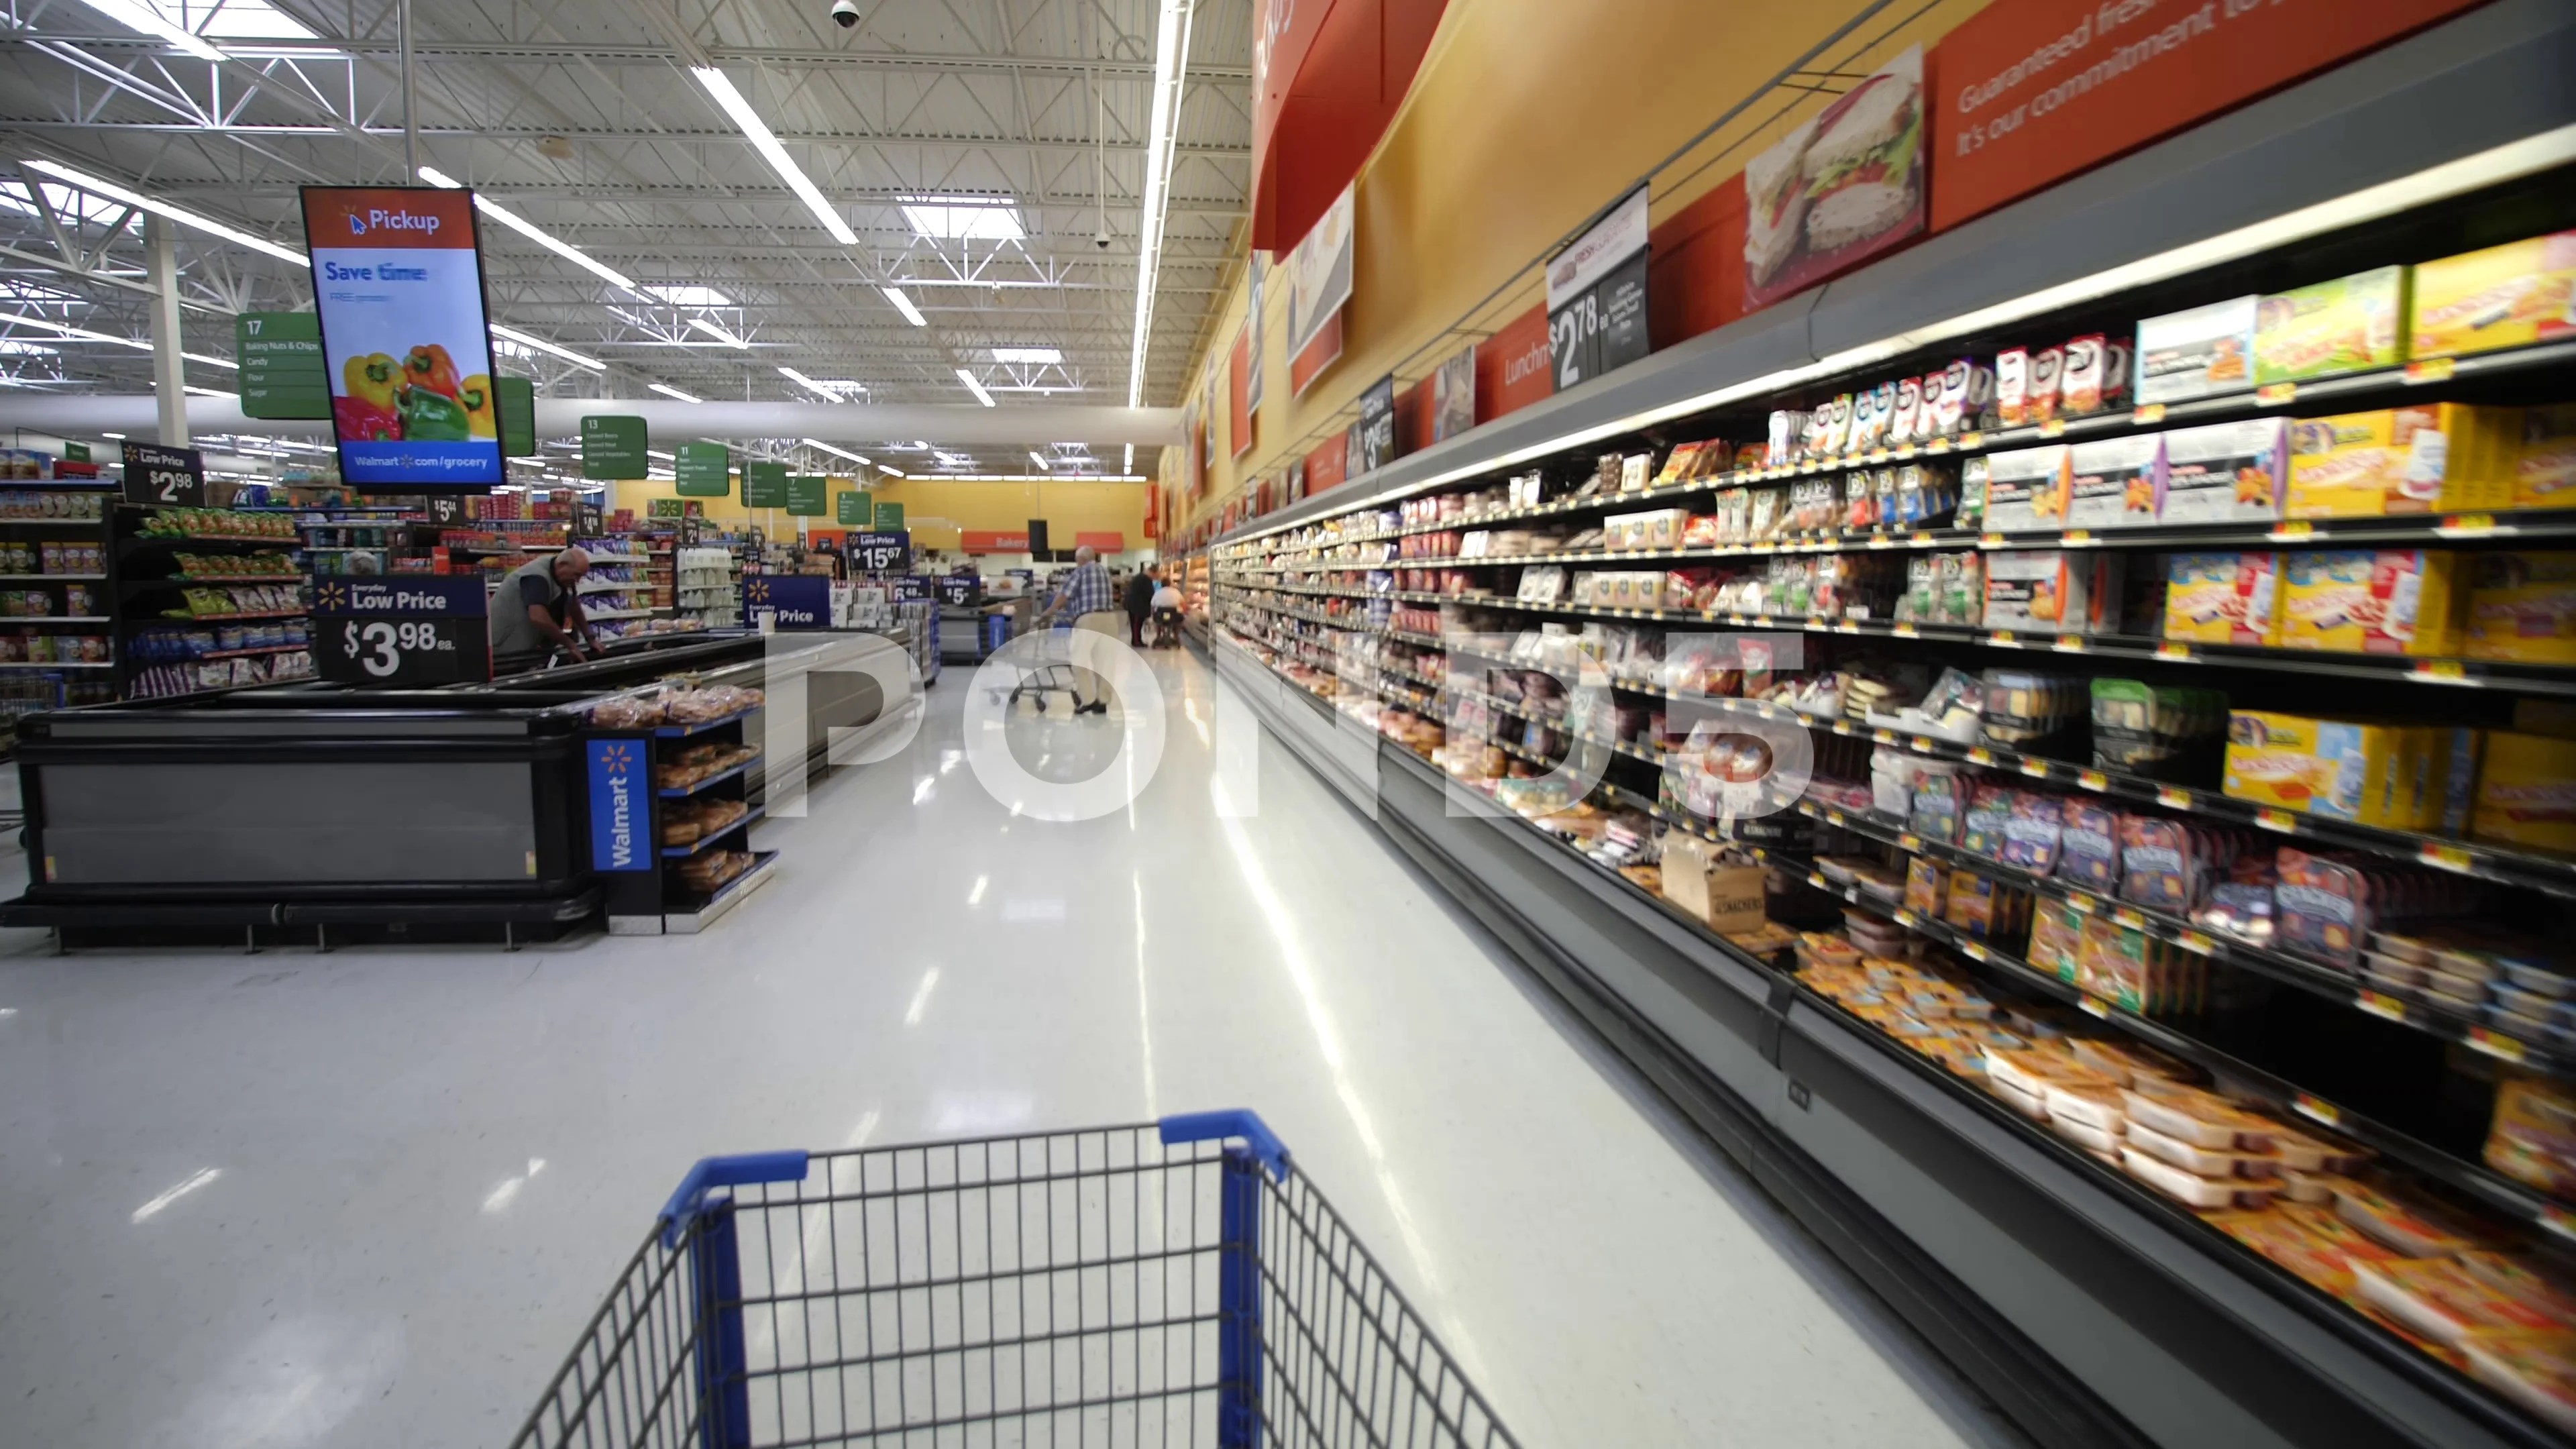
311, 576, 490, 686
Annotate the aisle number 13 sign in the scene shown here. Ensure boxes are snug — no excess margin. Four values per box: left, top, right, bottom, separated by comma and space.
311, 576, 490, 686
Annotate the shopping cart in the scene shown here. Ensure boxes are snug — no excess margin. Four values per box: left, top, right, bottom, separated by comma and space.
998, 619, 1095, 714
510, 1111, 1517, 1448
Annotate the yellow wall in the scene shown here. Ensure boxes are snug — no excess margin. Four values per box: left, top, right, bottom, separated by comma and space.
609, 474, 1149, 554
1170, 0, 1988, 531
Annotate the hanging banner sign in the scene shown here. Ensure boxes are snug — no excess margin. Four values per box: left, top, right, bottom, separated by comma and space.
1350, 375, 1398, 476
1285, 182, 1355, 394
674, 441, 731, 497
495, 376, 537, 457
784, 475, 829, 517
742, 461, 789, 508
301, 185, 504, 488
1745, 47, 1925, 311
850, 531, 911, 573
119, 441, 205, 507
1548, 184, 1652, 392
582, 415, 649, 480
1431, 344, 1477, 445
235, 312, 329, 421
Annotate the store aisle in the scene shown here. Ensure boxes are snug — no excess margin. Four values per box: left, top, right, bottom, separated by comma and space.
0, 646, 2027, 1449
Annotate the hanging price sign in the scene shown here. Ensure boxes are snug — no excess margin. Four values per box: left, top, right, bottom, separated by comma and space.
849, 530, 911, 573
310, 576, 490, 685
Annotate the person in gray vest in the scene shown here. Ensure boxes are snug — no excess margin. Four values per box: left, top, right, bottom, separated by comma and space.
488, 545, 598, 668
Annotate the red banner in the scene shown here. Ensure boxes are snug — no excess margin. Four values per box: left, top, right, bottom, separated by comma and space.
1250, 0, 1451, 254
1289, 309, 1345, 398
1305, 430, 1349, 495
300, 186, 477, 250
1475, 305, 1552, 425
1229, 325, 1256, 459
1075, 531, 1126, 551
960, 530, 1029, 553
1931, 0, 2485, 231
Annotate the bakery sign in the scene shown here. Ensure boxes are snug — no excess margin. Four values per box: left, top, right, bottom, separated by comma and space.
1546, 184, 1650, 392
1746, 46, 1925, 310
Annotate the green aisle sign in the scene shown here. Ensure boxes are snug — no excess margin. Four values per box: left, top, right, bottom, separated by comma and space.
64, 441, 89, 462
835, 489, 869, 525
742, 461, 788, 508
235, 312, 329, 420
873, 500, 904, 531
674, 441, 731, 496
582, 415, 649, 479
784, 475, 829, 517
496, 376, 537, 457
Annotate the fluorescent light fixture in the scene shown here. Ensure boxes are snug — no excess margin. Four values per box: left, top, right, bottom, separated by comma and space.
777, 366, 863, 398
76, 0, 227, 61
801, 437, 871, 466
131, 1166, 222, 1222
0, 339, 56, 356
1126, 0, 1192, 407
881, 287, 926, 327
900, 197, 1025, 241
643, 283, 733, 307
647, 382, 703, 403
687, 317, 749, 350
993, 347, 1061, 365
955, 369, 996, 407
0, 312, 234, 367
1124, 443, 1134, 472
1029, 451, 1051, 470
490, 323, 603, 370
1219, 123, 2576, 549
645, 449, 675, 461
877, 463, 904, 477
21, 159, 305, 266
920, 474, 1148, 483
419, 165, 640, 293
690, 67, 857, 244
183, 384, 229, 397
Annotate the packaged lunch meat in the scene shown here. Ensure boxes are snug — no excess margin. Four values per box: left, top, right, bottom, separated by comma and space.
2060, 333, 2129, 415
2137, 295, 2258, 404
2161, 419, 2288, 524
1980, 445, 2070, 532
2276, 549, 2463, 657
2064, 434, 2165, 529
2254, 266, 2409, 386
2354, 1257, 2576, 1344
2410, 229, 2576, 360
2458, 1330, 2576, 1436
2121, 1086, 2278, 1149
2164, 552, 2280, 646
2121, 1144, 2277, 1209
2333, 1177, 2491, 1256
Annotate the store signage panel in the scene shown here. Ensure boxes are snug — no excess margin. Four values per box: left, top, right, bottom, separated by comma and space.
1284, 182, 1356, 366
235, 311, 329, 421
960, 530, 1030, 554
496, 376, 537, 457
120, 441, 205, 506
745, 573, 830, 629
674, 441, 731, 497
582, 415, 649, 480
1431, 345, 1476, 444
301, 185, 504, 488
894, 576, 936, 604
784, 475, 829, 517
311, 575, 491, 686
1477, 305, 1554, 423
1230, 322, 1258, 459
1746, 47, 1924, 311
851, 530, 911, 572
872, 500, 904, 531
1289, 309, 1345, 399
1931, 0, 2483, 231
1351, 376, 1398, 476
938, 574, 978, 605
1546, 184, 1652, 390
742, 461, 789, 508
586, 737, 649, 872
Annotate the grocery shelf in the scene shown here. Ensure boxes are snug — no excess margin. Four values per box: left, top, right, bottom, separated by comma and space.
140, 609, 305, 623
0, 573, 105, 582
0, 517, 110, 529
660, 804, 763, 857
0, 616, 112, 624
584, 607, 657, 620
0, 660, 110, 669
178, 643, 311, 661
655, 754, 759, 798
663, 849, 778, 935
156, 574, 302, 584
125, 534, 298, 547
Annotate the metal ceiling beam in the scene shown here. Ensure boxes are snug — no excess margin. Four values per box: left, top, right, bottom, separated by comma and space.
0, 38, 1249, 80
0, 121, 1250, 158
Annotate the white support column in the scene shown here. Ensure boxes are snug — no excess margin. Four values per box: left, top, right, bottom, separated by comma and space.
145, 213, 188, 446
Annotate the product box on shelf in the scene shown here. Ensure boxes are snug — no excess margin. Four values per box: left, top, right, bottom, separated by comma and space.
2286, 406, 2512, 517
2465, 551, 2576, 664
2222, 710, 2417, 826
2136, 296, 2257, 404
2253, 266, 2410, 386
2516, 406, 2576, 512
2059, 334, 2130, 416
2276, 548, 2462, 657
1980, 445, 2071, 532
2164, 552, 2279, 646
1984, 550, 2121, 634
2159, 419, 2288, 524
2065, 434, 2165, 529
1660, 831, 1767, 932
2409, 229, 2576, 360
2472, 731, 2576, 853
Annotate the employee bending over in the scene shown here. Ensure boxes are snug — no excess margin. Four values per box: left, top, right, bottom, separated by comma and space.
488, 545, 601, 670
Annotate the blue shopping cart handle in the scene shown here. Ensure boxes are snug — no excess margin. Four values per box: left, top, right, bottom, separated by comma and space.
1158, 1110, 1289, 1179
657, 1150, 810, 1248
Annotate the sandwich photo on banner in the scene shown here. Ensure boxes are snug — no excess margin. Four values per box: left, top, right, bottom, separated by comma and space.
1745, 46, 1924, 311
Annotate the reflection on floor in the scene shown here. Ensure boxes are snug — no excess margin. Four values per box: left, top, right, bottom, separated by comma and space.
0, 645, 2027, 1449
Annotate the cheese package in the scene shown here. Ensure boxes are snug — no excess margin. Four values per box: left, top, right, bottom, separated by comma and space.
2060, 334, 2129, 415
2253, 266, 2410, 386
2410, 229, 2576, 360
1996, 348, 2032, 428
2277, 548, 2462, 656
2164, 551, 2279, 645
1984, 549, 2121, 633
2466, 551, 2576, 663
2161, 419, 2288, 524
2520, 407, 2576, 512
1980, 445, 2071, 531
2136, 295, 2257, 403
2065, 434, 2165, 529
2286, 407, 2496, 517
2472, 731, 2576, 853
2223, 710, 2416, 824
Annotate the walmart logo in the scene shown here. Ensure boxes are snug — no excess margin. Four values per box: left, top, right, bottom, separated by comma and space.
315, 580, 349, 611
746, 578, 773, 604
597, 741, 633, 773
587, 739, 643, 871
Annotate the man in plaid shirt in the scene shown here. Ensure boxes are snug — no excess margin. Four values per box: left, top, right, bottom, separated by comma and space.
1037, 545, 1117, 714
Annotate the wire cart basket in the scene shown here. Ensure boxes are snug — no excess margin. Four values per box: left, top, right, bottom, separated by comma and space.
997, 619, 1089, 714
511, 1111, 1518, 1449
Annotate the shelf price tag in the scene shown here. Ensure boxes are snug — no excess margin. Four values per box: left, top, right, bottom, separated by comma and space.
312, 576, 491, 686
2177, 930, 2218, 957
2078, 770, 2109, 792
2406, 358, 2457, 384
2113, 907, 2146, 929
1873, 728, 1896, 744
1899, 833, 1923, 852
2064, 892, 2096, 915
1826, 808, 1848, 826
1979, 533, 2007, 549
1913, 735, 1938, 753
1961, 431, 1984, 449
1807, 871, 1830, 890
2355, 990, 2408, 1022
1893, 908, 1919, 927
2437, 513, 2501, 537
1892, 623, 1921, 638
2291, 1093, 2341, 1128
1960, 940, 1990, 961
1966, 746, 1996, 765
2039, 419, 2068, 439
2019, 757, 2050, 778
2418, 843, 2474, 873
2256, 382, 2298, 407
2411, 659, 2471, 684
2061, 530, 2093, 546
1894, 445, 1918, 460
2155, 786, 2192, 809
2133, 403, 2167, 425
2268, 521, 2315, 541
1927, 437, 1953, 454
2254, 807, 2297, 833
2544, 1207, 2576, 1244
1988, 629, 2019, 647
2155, 642, 2194, 663
2469, 1028, 2528, 1063
2053, 635, 2088, 652
2078, 995, 2112, 1020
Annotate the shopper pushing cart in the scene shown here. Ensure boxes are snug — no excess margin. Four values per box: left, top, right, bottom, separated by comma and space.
509, 1112, 1517, 1448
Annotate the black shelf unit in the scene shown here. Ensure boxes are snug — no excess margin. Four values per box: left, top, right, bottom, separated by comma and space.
592, 704, 777, 935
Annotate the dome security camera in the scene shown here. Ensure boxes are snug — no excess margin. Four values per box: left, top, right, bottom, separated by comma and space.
829, 0, 860, 28
1094, 228, 1112, 250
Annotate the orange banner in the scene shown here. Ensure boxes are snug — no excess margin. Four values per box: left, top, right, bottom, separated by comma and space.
1475, 305, 1553, 425
1931, 0, 2486, 232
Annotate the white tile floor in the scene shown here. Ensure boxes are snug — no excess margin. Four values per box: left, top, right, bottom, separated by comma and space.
0, 647, 2029, 1448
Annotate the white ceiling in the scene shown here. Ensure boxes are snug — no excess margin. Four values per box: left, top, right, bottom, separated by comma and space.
0, 0, 1252, 476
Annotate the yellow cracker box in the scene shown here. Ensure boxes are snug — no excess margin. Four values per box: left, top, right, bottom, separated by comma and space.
2277, 548, 2461, 657
2224, 711, 2415, 825
2473, 732, 2576, 854
2163, 551, 2279, 645
2518, 406, 2576, 513
2287, 407, 2504, 517
2410, 231, 2576, 360
2467, 551, 2576, 665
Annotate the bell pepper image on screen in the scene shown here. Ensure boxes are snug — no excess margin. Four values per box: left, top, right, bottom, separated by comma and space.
300, 186, 503, 486
1745, 46, 1925, 311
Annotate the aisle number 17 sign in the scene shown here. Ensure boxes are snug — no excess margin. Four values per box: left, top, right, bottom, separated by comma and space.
311, 576, 490, 686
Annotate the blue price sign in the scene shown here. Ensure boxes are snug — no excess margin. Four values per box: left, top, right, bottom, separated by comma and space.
744, 574, 831, 629
851, 530, 911, 573
938, 575, 978, 606
893, 576, 936, 603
